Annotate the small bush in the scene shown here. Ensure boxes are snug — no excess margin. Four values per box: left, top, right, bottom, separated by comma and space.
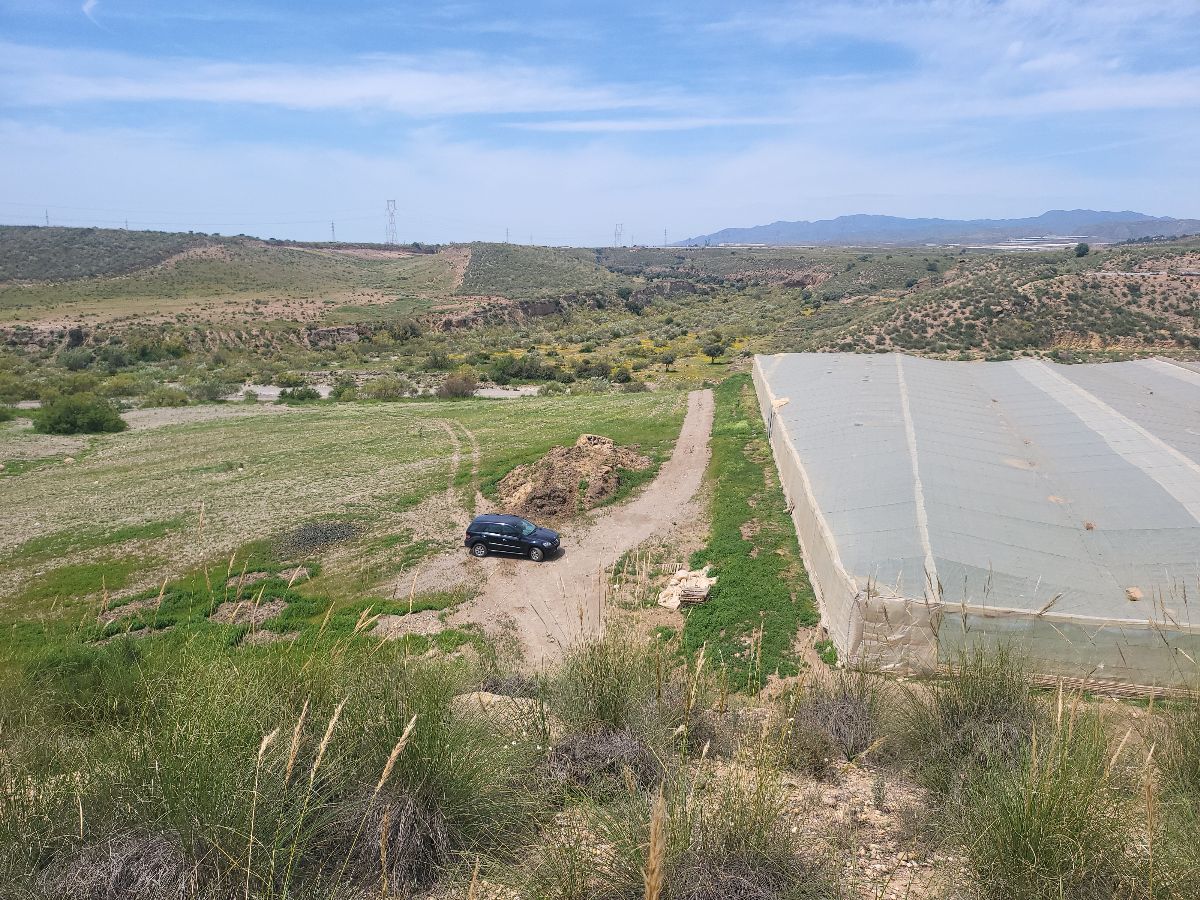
35, 393, 127, 434
56, 347, 94, 371
141, 387, 190, 408
437, 372, 478, 398
277, 386, 321, 404
788, 670, 886, 762
548, 728, 664, 791
360, 375, 411, 400
329, 377, 358, 401
186, 379, 237, 403
0, 405, 16, 423
273, 371, 306, 388
893, 646, 1040, 797
537, 381, 567, 397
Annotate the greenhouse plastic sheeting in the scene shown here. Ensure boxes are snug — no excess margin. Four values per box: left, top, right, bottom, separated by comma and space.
753, 353, 1200, 691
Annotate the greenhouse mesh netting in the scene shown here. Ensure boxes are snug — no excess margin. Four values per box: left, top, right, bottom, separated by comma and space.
754, 353, 1200, 692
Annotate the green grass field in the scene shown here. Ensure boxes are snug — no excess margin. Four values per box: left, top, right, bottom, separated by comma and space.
0, 391, 687, 649
0, 241, 458, 325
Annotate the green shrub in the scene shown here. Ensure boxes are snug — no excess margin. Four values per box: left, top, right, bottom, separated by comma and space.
56, 346, 94, 371
2, 637, 549, 898
0, 405, 16, 423
360, 375, 411, 400
893, 646, 1040, 797
329, 377, 358, 401
274, 371, 306, 388
34, 393, 127, 434
142, 386, 190, 408
186, 379, 237, 403
277, 386, 321, 403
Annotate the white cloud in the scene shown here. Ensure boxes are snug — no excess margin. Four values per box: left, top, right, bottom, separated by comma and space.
0, 43, 672, 116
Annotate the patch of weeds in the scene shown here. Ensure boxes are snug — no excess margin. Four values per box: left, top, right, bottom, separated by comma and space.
814, 638, 838, 667
7, 517, 187, 565
1, 456, 57, 477
684, 374, 817, 688
953, 710, 1137, 900
892, 646, 1041, 798
787, 670, 887, 762
19, 558, 142, 608
548, 728, 664, 792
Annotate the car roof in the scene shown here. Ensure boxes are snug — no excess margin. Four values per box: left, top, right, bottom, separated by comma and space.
471, 513, 526, 524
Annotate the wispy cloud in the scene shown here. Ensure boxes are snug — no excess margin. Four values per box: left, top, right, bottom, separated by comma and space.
511, 115, 794, 133
0, 43, 673, 117
80, 0, 99, 25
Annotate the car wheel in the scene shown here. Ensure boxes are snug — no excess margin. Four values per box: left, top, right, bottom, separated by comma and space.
529, 546, 545, 562
471, 542, 488, 558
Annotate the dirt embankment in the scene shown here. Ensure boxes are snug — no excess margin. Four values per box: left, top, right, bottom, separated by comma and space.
497, 434, 650, 520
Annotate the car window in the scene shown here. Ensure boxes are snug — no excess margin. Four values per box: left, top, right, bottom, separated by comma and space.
519, 520, 537, 536
499, 523, 518, 536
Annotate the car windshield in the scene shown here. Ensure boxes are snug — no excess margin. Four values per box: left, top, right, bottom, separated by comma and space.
519, 520, 537, 536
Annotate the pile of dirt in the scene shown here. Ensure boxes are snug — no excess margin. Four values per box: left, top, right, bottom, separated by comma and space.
496, 434, 650, 519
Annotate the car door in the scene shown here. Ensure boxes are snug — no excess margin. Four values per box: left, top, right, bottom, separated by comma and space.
494, 523, 522, 554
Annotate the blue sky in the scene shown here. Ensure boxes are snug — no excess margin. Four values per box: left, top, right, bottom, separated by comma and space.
0, 0, 1197, 244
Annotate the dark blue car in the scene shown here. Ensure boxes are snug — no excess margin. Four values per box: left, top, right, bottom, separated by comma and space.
464, 513, 560, 562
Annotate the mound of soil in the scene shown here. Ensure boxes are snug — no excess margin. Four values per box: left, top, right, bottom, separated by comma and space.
497, 434, 650, 519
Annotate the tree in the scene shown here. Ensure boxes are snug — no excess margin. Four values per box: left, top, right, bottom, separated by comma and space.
1074, 243, 1090, 258
702, 341, 727, 363
35, 394, 126, 435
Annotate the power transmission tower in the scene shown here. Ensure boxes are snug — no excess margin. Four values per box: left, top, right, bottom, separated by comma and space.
663, 228, 668, 247
44, 210, 49, 227
330, 221, 336, 242
505, 227, 510, 243
385, 200, 397, 245
613, 223, 623, 247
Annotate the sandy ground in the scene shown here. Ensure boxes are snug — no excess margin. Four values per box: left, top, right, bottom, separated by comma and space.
474, 385, 539, 399
122, 402, 301, 431
447, 389, 714, 666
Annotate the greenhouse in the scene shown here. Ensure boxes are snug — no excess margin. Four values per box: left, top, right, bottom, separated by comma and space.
753, 352, 1200, 693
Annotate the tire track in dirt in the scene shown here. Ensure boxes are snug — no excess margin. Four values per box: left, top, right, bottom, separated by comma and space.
448, 389, 714, 666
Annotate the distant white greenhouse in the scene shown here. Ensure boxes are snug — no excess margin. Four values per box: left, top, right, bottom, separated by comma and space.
753, 352, 1200, 693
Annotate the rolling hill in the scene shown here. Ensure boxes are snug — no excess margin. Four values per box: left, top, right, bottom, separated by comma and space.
680, 210, 1200, 247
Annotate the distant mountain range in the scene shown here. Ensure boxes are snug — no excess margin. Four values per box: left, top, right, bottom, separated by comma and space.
678, 210, 1200, 247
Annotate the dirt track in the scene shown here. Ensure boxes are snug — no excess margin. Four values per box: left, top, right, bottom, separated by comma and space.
447, 389, 714, 665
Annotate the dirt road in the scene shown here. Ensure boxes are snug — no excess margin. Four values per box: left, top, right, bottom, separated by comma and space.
448, 389, 714, 665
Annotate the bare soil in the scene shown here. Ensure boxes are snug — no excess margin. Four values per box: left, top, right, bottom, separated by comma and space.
448, 389, 714, 665
209, 598, 287, 627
